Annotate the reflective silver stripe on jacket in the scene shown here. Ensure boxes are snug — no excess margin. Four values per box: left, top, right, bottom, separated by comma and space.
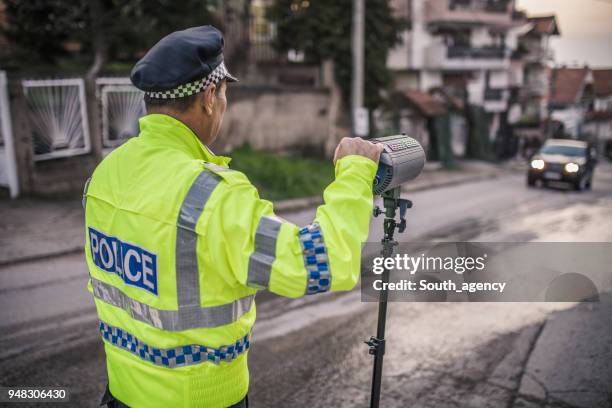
91, 278, 254, 331
246, 216, 284, 289
176, 170, 222, 324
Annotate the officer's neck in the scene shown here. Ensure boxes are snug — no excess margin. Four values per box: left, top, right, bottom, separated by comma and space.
147, 107, 215, 146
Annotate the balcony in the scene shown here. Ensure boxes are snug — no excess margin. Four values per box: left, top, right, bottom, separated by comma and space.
522, 79, 549, 97
425, 0, 513, 27
448, 46, 506, 59
523, 47, 554, 63
425, 44, 509, 70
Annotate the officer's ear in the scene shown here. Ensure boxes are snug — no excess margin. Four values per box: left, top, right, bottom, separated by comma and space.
201, 84, 217, 116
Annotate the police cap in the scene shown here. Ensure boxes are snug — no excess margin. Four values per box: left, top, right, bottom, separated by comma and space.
130, 25, 238, 99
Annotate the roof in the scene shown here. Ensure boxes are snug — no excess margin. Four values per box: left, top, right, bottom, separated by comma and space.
549, 67, 590, 106
592, 69, 612, 98
527, 15, 560, 36
391, 90, 447, 117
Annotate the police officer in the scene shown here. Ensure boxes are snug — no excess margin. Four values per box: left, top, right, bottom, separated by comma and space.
84, 26, 383, 408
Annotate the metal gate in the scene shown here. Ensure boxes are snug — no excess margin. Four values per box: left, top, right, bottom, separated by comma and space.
22, 78, 91, 161
0, 71, 19, 198
96, 77, 145, 152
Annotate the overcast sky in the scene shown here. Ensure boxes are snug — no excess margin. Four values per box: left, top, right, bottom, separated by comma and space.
516, 0, 612, 68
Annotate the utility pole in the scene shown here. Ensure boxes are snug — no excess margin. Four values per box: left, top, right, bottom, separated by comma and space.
352, 0, 368, 137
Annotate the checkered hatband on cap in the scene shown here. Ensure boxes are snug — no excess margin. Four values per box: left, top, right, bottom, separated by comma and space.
145, 62, 230, 99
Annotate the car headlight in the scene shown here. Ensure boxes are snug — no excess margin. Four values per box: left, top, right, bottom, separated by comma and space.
565, 162, 579, 173
531, 159, 545, 170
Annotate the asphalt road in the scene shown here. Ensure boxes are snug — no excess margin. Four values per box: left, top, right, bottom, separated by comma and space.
1, 163, 612, 407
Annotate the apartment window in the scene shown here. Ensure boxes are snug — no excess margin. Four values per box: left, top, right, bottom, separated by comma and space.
449, 0, 471, 10
485, 0, 509, 12
489, 31, 506, 48
437, 28, 470, 48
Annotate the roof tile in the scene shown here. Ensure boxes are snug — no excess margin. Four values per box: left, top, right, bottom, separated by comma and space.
549, 67, 589, 106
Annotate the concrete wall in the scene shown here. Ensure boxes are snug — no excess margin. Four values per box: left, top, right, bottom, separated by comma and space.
393, 71, 420, 91
450, 113, 468, 157
551, 106, 585, 138
595, 96, 612, 111
214, 85, 332, 154
490, 70, 509, 88
471, 27, 492, 47
388, 30, 413, 70
467, 72, 486, 104
420, 71, 442, 91
583, 120, 612, 158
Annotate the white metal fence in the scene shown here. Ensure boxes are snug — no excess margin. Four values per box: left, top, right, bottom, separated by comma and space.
96, 77, 145, 150
0, 71, 19, 197
22, 78, 91, 161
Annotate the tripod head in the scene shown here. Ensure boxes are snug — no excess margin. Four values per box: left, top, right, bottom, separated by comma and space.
373, 187, 412, 239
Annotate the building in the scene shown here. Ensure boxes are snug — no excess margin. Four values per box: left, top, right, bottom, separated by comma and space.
584, 69, 612, 158
386, 0, 533, 160
515, 16, 559, 123
506, 15, 560, 158
548, 66, 593, 138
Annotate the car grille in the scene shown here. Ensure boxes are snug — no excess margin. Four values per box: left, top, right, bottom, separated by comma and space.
545, 162, 564, 171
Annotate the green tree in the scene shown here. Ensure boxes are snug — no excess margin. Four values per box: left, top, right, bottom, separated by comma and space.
268, 0, 405, 110
3, 0, 223, 77
3, 0, 88, 64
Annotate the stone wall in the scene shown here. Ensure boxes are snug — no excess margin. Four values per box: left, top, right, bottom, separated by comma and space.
214, 85, 332, 154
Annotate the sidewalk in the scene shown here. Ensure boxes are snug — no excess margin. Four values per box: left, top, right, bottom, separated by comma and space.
516, 298, 612, 407
0, 159, 518, 265
0, 198, 85, 265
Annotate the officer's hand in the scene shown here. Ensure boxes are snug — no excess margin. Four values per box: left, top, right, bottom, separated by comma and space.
333, 137, 384, 165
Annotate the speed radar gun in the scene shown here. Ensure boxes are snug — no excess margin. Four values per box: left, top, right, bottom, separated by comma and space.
366, 134, 426, 408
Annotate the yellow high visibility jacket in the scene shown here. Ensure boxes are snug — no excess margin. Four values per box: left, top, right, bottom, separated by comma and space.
84, 114, 377, 407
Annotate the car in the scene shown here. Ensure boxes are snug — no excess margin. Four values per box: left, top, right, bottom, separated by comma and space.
527, 139, 597, 191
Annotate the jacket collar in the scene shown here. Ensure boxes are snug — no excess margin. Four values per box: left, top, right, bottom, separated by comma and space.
138, 114, 231, 166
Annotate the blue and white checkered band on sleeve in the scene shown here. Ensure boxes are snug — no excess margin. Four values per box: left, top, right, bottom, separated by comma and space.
99, 321, 251, 368
145, 62, 230, 99
298, 223, 331, 295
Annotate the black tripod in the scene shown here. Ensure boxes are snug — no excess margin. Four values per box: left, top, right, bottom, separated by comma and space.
366, 187, 412, 408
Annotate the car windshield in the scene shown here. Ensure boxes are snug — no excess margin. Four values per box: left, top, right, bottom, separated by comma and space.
540, 145, 586, 157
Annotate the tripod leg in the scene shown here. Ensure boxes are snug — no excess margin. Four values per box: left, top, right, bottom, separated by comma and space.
368, 187, 404, 408
370, 268, 390, 408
